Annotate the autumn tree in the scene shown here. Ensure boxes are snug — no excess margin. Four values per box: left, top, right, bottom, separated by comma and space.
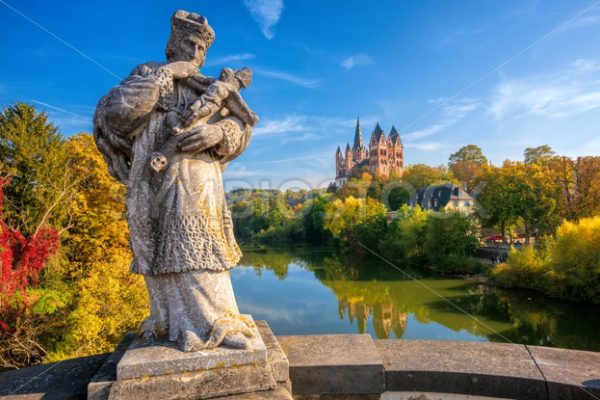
402, 164, 455, 191
323, 196, 387, 250
448, 144, 488, 193
482, 162, 559, 243
47, 134, 147, 360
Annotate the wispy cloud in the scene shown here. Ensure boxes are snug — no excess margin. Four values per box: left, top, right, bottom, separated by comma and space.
253, 115, 308, 136
340, 53, 373, 70
253, 114, 375, 140
30, 99, 92, 134
205, 53, 256, 67
404, 98, 479, 141
253, 67, 320, 88
557, 12, 600, 33
437, 27, 484, 46
489, 58, 600, 119
405, 141, 447, 152
243, 0, 284, 39
31, 99, 80, 116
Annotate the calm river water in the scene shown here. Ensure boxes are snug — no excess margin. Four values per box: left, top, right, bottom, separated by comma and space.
231, 247, 600, 351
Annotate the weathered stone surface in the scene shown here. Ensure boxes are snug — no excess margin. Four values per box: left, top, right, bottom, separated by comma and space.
0, 354, 107, 400
108, 362, 276, 400
220, 384, 292, 399
87, 333, 135, 400
117, 315, 266, 380
279, 334, 385, 395
375, 339, 546, 400
257, 320, 290, 383
528, 345, 600, 400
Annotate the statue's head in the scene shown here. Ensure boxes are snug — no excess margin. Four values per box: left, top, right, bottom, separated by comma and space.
166, 10, 215, 68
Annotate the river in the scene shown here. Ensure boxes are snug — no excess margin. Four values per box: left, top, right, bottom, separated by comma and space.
231, 247, 600, 351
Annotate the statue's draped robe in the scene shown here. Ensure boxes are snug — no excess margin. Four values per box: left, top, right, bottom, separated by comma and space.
94, 62, 251, 349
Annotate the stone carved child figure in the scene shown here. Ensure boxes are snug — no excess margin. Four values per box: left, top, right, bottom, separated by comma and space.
150, 66, 257, 173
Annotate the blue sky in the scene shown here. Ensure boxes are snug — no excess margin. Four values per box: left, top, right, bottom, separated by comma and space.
1, 0, 600, 190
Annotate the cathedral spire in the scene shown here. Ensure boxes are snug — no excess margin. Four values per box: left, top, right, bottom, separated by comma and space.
353, 115, 363, 150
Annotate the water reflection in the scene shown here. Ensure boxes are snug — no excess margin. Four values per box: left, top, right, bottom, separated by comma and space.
232, 248, 600, 351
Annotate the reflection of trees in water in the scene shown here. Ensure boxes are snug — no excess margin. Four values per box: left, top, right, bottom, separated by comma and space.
240, 248, 600, 351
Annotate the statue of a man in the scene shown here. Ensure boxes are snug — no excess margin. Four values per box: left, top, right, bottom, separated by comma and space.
93, 10, 257, 352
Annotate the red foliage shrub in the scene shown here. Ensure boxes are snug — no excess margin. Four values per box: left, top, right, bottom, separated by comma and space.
0, 178, 59, 332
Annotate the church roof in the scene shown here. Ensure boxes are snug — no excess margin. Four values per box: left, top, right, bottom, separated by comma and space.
336, 145, 342, 154
345, 143, 351, 152
371, 123, 385, 143
389, 125, 402, 146
353, 116, 364, 150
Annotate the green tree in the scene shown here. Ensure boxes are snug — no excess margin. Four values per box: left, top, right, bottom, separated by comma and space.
424, 212, 480, 272
524, 145, 555, 165
379, 205, 428, 261
402, 164, 455, 191
0, 103, 72, 234
448, 144, 488, 166
477, 167, 520, 242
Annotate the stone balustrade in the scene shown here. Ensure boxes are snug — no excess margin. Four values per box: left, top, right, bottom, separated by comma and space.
1, 321, 598, 400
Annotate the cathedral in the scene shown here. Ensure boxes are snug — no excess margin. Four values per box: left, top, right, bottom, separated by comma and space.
335, 117, 404, 187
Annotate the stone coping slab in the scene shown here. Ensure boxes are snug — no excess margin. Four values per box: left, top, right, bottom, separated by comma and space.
374, 339, 546, 400
116, 314, 267, 380
381, 393, 513, 400
278, 334, 385, 395
256, 320, 290, 383
527, 345, 600, 400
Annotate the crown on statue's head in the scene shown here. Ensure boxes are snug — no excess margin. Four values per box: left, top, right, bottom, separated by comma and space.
170, 10, 215, 47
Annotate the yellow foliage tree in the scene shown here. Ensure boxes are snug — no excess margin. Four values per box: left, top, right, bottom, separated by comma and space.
47, 134, 148, 360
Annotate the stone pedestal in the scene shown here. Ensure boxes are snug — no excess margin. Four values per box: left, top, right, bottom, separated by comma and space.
88, 317, 291, 400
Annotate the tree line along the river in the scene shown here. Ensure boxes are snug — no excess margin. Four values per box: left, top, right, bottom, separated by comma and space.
0, 102, 599, 370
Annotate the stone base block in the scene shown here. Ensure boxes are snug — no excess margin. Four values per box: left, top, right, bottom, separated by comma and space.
117, 314, 266, 380
108, 362, 276, 400
88, 318, 291, 400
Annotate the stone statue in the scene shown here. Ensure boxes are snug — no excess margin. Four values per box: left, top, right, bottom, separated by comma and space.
93, 10, 258, 352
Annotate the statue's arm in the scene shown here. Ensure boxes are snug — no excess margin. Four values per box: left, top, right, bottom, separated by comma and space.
94, 61, 199, 183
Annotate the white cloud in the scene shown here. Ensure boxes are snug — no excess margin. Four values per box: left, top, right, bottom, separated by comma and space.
253, 115, 309, 136
205, 53, 256, 67
243, 0, 284, 39
253, 67, 320, 88
340, 53, 373, 70
489, 58, 600, 119
404, 98, 479, 141
405, 141, 447, 152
